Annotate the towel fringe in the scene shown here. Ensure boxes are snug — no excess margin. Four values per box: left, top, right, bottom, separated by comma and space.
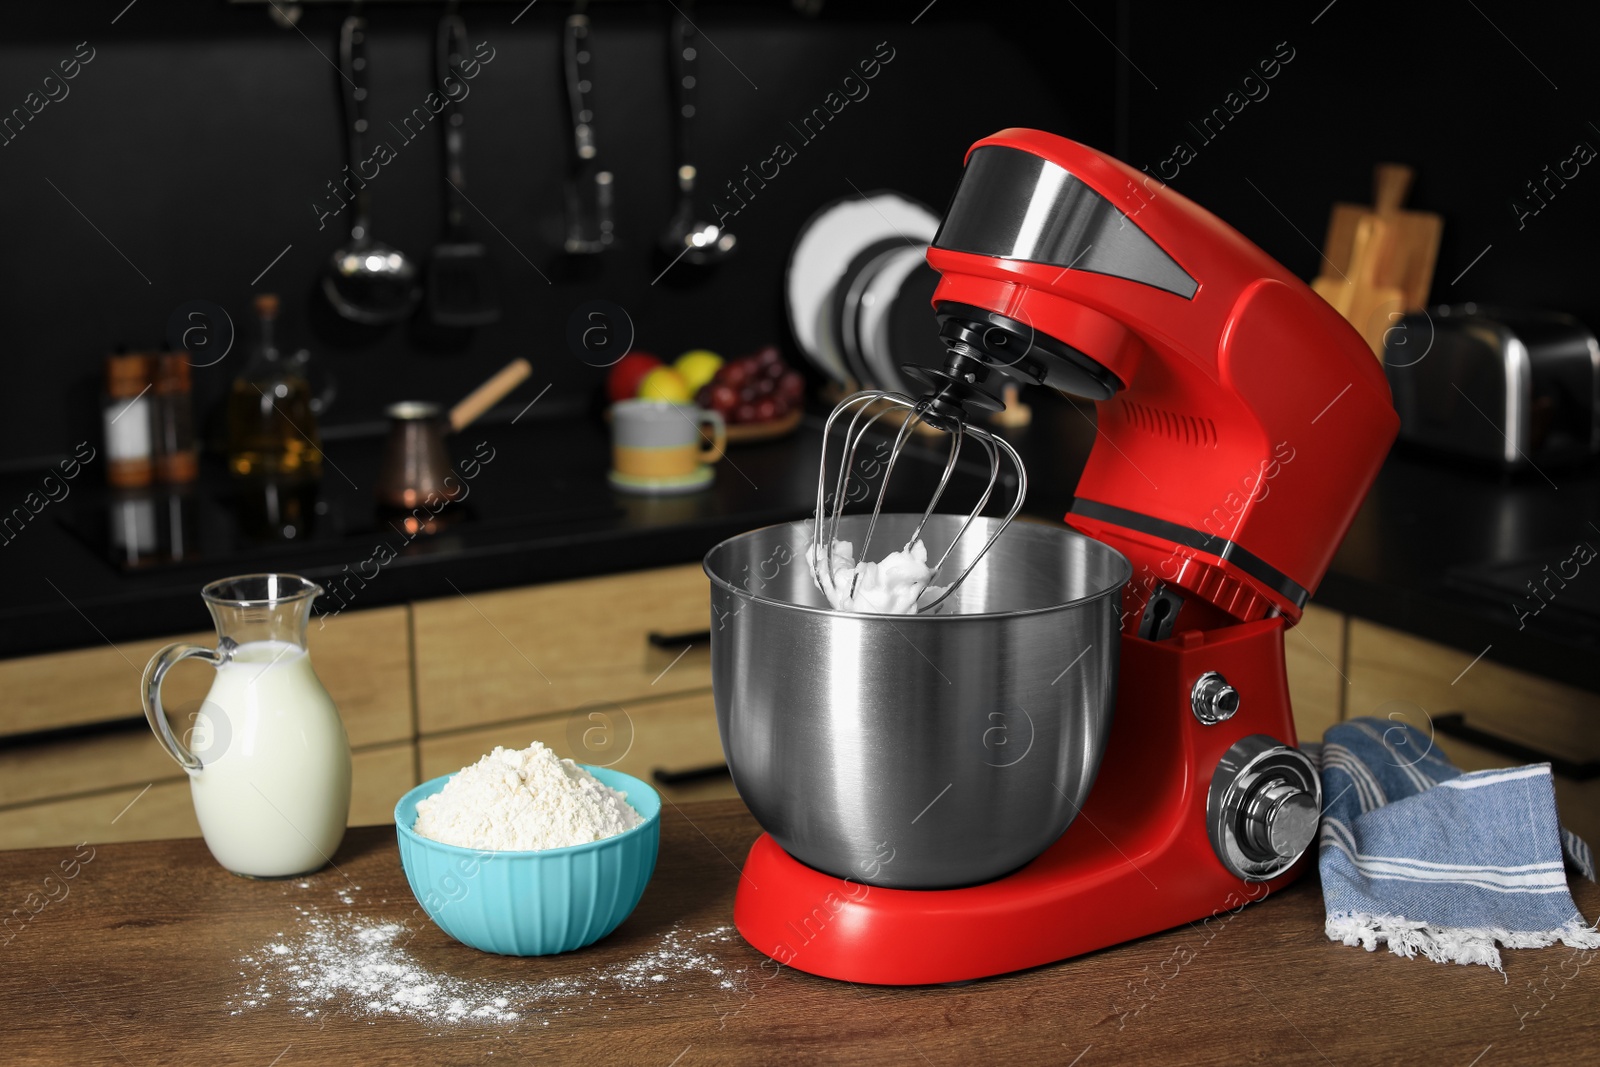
1325, 912, 1600, 973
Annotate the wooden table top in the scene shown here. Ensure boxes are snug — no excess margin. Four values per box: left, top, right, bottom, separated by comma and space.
3, 799, 1596, 1066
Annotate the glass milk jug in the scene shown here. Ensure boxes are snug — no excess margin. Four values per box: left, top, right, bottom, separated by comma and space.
142, 574, 351, 877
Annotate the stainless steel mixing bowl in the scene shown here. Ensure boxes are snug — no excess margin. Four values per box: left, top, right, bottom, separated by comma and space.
704, 514, 1131, 889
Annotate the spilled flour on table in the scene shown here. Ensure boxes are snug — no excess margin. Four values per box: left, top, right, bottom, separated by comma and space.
228, 882, 745, 1027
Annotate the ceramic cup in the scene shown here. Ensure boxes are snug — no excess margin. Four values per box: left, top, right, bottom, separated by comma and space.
609, 400, 726, 494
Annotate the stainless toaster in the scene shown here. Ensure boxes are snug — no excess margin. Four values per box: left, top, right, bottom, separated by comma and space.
1383, 304, 1600, 468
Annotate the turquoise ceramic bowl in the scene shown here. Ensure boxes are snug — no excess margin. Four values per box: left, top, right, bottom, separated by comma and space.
394, 766, 661, 956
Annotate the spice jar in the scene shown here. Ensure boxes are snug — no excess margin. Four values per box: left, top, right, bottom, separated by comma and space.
152, 353, 199, 484
103, 352, 154, 489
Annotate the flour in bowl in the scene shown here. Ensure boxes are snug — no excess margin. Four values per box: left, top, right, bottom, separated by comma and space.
414, 742, 642, 851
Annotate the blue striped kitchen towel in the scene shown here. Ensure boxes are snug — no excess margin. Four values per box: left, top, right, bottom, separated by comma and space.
1306, 718, 1599, 970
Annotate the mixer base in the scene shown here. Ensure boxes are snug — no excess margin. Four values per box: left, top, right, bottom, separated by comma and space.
731, 619, 1309, 985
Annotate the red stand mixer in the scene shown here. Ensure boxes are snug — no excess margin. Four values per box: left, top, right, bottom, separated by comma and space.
706, 129, 1398, 985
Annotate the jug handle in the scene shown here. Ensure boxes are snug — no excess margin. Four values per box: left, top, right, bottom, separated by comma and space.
141, 642, 220, 773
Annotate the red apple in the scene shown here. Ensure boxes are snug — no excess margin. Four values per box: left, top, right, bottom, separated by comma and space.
606, 350, 664, 403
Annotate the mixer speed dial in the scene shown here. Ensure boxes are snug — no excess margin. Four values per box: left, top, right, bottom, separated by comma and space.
1206, 736, 1321, 881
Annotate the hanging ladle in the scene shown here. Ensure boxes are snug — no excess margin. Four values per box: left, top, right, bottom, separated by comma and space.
657, 1, 734, 265
323, 15, 421, 325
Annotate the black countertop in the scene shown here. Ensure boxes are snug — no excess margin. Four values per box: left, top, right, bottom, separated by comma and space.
0, 402, 998, 661
3, 391, 1597, 695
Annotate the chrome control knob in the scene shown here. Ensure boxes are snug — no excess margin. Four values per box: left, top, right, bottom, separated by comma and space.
1241, 779, 1320, 861
1191, 671, 1240, 724
1206, 735, 1321, 881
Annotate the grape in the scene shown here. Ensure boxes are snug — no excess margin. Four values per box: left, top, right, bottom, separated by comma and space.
754, 397, 779, 422
779, 371, 804, 402
733, 402, 759, 424
708, 383, 739, 414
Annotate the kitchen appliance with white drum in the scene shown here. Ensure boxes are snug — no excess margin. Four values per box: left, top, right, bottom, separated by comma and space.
704, 129, 1399, 984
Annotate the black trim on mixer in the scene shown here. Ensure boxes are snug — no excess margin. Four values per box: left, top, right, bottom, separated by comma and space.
934, 302, 1124, 401
1068, 499, 1310, 609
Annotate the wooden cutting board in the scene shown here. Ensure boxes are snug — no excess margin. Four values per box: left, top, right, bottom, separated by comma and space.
1321, 162, 1442, 312
1312, 213, 1407, 359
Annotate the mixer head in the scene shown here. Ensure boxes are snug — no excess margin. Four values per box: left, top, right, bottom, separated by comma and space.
919, 129, 1398, 633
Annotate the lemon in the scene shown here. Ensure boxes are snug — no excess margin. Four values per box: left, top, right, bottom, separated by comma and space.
673, 349, 724, 393
637, 366, 692, 403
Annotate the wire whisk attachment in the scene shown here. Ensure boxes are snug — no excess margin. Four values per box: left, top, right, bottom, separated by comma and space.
810, 390, 1027, 614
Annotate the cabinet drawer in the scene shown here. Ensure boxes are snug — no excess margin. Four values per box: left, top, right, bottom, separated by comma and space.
0, 723, 171, 808
413, 565, 712, 734
0, 742, 418, 851
0, 778, 201, 852
1285, 603, 1345, 744
418, 690, 735, 805
1346, 619, 1600, 844
348, 743, 420, 827
1, 715, 417, 810
0, 605, 413, 748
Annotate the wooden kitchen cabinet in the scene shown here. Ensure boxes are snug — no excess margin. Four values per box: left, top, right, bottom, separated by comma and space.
37, 561, 1595, 858
0, 564, 732, 849
0, 604, 414, 748
0, 741, 418, 851
412, 564, 713, 734
0, 603, 416, 850
0, 723, 177, 809
1284, 603, 1346, 744
1346, 619, 1600, 846
348, 743, 422, 826
419, 690, 737, 805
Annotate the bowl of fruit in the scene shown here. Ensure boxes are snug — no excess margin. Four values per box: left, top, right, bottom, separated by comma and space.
605, 346, 805, 443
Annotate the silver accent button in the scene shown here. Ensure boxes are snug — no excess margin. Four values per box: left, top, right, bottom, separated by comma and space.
1191, 671, 1240, 725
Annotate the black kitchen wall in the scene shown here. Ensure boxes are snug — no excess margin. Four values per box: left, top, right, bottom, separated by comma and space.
5, 2, 1596, 473
1120, 2, 1600, 330
0, 1, 1116, 470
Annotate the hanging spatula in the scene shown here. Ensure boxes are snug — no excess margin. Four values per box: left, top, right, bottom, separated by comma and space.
426, 13, 501, 327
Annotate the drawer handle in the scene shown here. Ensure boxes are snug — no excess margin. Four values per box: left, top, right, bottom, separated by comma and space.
1433, 713, 1600, 782
652, 763, 730, 786
647, 630, 711, 649
0, 714, 147, 752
